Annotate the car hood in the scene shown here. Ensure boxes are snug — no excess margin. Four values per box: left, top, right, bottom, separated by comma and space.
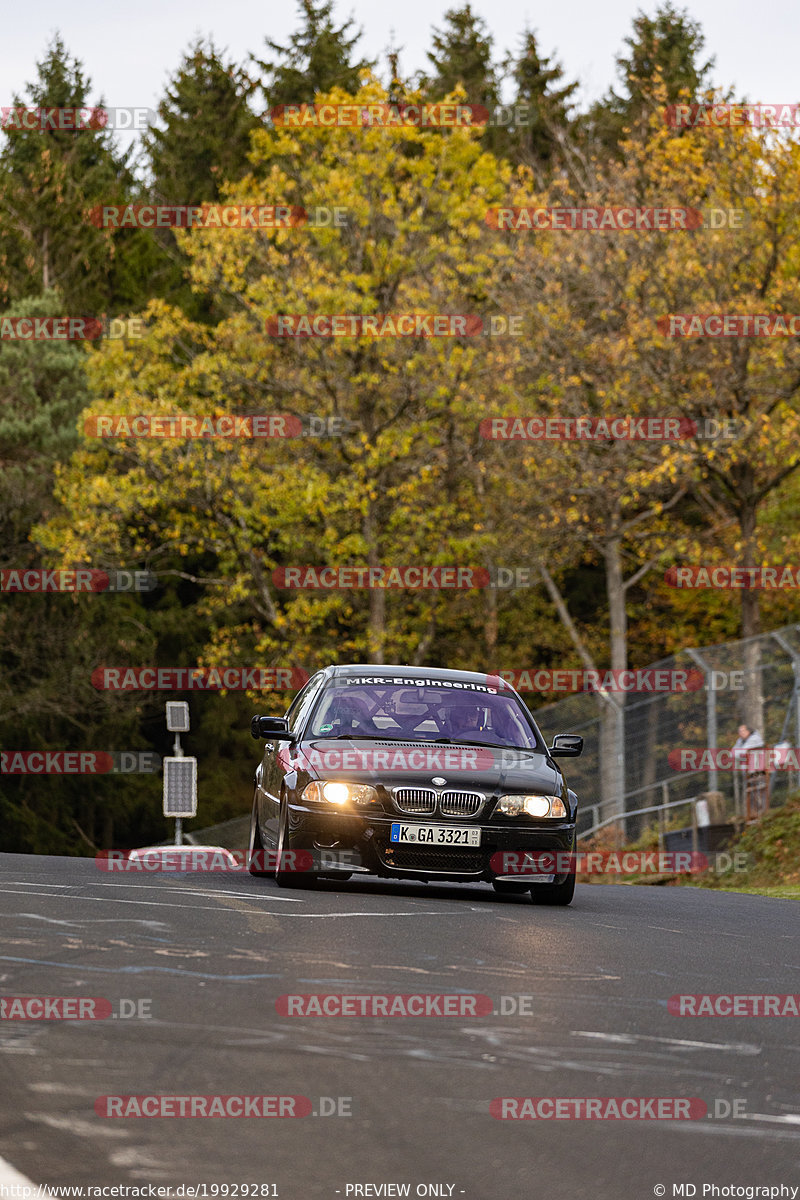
289, 737, 563, 796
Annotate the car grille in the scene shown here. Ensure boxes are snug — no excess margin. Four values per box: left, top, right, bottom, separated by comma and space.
392, 787, 485, 817
393, 788, 436, 813
439, 790, 484, 817
380, 844, 484, 873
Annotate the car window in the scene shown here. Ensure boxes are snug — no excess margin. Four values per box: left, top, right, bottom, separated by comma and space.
286, 673, 326, 733
307, 681, 540, 748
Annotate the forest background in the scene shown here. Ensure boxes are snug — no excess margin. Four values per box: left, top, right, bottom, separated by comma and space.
2, 1, 799, 852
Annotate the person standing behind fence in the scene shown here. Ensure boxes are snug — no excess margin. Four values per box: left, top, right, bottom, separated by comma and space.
732, 723, 764, 767
732, 723, 767, 819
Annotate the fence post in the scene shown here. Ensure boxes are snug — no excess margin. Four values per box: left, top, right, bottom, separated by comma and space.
770, 629, 800, 795
686, 647, 716, 794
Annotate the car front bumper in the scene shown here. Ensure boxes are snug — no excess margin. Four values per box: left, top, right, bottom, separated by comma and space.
284, 800, 576, 884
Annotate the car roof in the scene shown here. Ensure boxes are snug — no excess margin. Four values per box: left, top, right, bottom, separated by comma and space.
325, 664, 515, 690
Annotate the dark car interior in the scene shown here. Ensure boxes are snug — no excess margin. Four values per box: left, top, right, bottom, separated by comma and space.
308, 684, 539, 749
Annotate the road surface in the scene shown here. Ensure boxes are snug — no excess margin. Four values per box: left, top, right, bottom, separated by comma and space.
0, 853, 798, 1198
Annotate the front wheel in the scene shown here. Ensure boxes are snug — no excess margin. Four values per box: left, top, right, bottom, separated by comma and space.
275, 797, 317, 888
248, 794, 271, 876
492, 880, 530, 895
530, 871, 576, 906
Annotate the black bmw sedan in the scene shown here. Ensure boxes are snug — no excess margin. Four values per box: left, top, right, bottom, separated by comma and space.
247, 664, 583, 905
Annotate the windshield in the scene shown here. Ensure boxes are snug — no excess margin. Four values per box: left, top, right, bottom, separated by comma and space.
307, 680, 540, 749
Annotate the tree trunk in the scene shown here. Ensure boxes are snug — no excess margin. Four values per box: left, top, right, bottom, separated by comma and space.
364, 505, 385, 663
602, 534, 627, 832
42, 227, 50, 290
604, 533, 627, 672
484, 574, 498, 659
539, 560, 625, 828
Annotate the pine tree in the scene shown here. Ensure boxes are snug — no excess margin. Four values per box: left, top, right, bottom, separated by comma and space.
144, 39, 259, 205
423, 4, 500, 112
254, 0, 374, 109
0, 34, 155, 314
586, 3, 715, 151
503, 30, 578, 173
0, 291, 88, 548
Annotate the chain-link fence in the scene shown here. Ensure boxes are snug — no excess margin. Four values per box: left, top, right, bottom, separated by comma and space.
182, 629, 800, 850
533, 624, 800, 841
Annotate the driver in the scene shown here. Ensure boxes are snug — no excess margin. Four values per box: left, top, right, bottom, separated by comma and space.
328, 694, 376, 734
449, 703, 487, 740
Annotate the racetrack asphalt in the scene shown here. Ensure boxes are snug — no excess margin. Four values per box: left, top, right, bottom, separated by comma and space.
0, 852, 798, 1198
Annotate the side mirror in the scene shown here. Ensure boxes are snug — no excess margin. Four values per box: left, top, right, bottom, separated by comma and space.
251, 715, 293, 740
548, 733, 583, 758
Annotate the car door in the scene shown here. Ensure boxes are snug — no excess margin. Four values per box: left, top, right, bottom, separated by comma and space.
259, 673, 326, 844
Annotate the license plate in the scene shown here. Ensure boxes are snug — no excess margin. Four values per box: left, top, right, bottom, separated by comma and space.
390, 823, 481, 847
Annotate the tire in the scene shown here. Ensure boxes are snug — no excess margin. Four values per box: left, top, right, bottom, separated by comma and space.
275, 797, 317, 888
530, 871, 576, 906
492, 880, 530, 895
248, 794, 271, 876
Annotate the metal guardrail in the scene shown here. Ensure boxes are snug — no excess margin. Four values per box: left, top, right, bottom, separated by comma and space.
577, 780, 705, 841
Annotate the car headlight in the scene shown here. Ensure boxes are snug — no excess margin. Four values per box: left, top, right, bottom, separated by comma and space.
496, 794, 567, 818
302, 781, 379, 806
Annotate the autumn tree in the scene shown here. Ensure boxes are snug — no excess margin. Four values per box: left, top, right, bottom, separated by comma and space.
37, 79, 515, 681
487, 85, 800, 817
631, 111, 800, 733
